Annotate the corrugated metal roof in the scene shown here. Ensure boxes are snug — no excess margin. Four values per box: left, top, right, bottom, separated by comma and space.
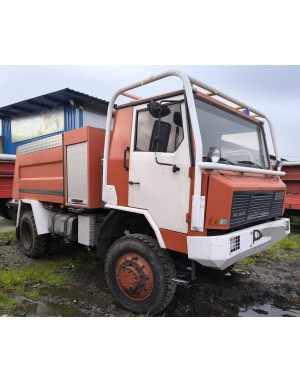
0, 88, 109, 118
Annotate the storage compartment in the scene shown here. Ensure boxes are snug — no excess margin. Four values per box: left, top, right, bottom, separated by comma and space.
64, 126, 106, 209
67, 142, 88, 205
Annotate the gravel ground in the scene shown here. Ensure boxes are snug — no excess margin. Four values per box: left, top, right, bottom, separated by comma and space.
1, 231, 299, 317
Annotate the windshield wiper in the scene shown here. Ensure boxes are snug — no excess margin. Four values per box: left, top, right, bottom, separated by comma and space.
203, 156, 236, 165
237, 160, 263, 169
219, 157, 236, 165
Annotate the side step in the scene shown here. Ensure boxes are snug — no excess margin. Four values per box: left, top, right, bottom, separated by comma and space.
172, 262, 196, 286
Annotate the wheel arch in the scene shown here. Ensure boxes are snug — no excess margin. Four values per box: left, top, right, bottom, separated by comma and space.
103, 206, 165, 247
97, 206, 166, 259
16, 199, 55, 235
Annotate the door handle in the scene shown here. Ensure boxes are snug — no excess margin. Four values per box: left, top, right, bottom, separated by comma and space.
123, 146, 130, 171
129, 181, 140, 185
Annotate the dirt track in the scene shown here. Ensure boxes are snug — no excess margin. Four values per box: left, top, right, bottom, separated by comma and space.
1, 228, 299, 317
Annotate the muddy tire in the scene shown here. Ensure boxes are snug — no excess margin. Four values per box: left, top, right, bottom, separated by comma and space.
104, 234, 176, 315
20, 211, 49, 258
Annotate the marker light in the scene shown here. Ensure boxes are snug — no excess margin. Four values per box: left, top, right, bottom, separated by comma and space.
209, 218, 229, 226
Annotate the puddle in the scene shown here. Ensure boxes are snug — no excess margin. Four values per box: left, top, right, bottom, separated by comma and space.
239, 303, 300, 317
27, 301, 84, 317
21, 283, 105, 317
45, 284, 104, 305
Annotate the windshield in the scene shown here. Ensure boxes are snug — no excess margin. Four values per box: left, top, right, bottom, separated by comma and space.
195, 98, 269, 168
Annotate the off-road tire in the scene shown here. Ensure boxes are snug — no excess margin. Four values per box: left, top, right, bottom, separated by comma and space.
20, 211, 49, 258
104, 234, 176, 315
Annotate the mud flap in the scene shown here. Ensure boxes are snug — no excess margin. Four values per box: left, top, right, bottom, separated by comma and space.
96, 210, 127, 259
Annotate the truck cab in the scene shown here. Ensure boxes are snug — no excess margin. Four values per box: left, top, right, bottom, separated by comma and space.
104, 74, 289, 271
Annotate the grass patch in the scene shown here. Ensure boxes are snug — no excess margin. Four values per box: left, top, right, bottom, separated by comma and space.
0, 262, 69, 314
240, 257, 258, 265
0, 233, 16, 244
0, 293, 18, 313
47, 245, 101, 272
0, 241, 102, 315
289, 215, 300, 224
0, 265, 67, 294
266, 235, 300, 252
240, 234, 300, 265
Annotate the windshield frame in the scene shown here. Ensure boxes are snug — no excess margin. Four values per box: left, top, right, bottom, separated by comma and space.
194, 94, 270, 169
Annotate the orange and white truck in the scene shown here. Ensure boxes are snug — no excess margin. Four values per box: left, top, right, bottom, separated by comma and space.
12, 70, 290, 314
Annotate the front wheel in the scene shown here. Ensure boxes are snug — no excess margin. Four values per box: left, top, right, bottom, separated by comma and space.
104, 234, 176, 314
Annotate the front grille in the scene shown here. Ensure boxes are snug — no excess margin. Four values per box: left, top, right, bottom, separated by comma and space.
230, 190, 284, 228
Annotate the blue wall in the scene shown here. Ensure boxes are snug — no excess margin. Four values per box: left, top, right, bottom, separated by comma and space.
1, 106, 84, 154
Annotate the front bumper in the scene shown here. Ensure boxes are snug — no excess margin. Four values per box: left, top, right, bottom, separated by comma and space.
187, 218, 290, 270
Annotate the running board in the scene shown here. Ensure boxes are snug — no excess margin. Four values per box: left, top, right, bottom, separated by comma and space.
172, 262, 196, 286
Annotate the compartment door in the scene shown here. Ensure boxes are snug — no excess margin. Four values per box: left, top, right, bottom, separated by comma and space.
67, 142, 88, 205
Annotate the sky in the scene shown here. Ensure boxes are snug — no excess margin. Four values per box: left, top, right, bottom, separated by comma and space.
0, 65, 299, 160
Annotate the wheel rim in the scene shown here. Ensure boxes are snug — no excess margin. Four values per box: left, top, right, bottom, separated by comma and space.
115, 253, 154, 301
22, 221, 33, 250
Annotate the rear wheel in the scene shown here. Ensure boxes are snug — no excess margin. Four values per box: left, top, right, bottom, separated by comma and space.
20, 211, 49, 258
105, 234, 176, 314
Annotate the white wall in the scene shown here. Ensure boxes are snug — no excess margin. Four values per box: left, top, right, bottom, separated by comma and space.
83, 109, 107, 129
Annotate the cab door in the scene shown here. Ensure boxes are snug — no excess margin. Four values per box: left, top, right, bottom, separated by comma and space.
128, 96, 191, 233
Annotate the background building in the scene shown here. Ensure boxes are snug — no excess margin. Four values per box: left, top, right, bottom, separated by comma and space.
0, 88, 109, 154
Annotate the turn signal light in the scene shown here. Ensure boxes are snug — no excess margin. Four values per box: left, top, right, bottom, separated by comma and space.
209, 218, 229, 226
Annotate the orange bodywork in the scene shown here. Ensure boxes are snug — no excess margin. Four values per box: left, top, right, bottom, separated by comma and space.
13, 146, 64, 203
205, 171, 286, 229
0, 160, 15, 199
13, 126, 105, 208
107, 107, 133, 207
159, 170, 286, 254
282, 164, 300, 211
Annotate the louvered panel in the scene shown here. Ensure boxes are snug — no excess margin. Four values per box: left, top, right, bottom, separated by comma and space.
230, 191, 284, 228
67, 142, 88, 205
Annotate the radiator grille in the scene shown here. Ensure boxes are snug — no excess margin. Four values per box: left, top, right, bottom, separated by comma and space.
230, 191, 284, 227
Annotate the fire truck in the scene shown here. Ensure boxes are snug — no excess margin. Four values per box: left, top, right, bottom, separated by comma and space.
282, 161, 300, 214
12, 70, 290, 314
0, 154, 15, 219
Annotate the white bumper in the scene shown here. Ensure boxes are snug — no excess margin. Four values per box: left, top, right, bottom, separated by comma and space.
187, 218, 290, 270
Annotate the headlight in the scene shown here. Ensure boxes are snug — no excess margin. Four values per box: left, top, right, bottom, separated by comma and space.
207, 147, 221, 163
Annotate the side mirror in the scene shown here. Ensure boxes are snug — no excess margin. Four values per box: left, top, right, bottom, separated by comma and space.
148, 100, 171, 118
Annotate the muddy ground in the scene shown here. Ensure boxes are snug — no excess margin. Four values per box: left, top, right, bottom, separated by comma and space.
0, 225, 300, 317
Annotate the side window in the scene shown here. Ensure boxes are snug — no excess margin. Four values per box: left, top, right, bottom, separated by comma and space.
135, 102, 184, 152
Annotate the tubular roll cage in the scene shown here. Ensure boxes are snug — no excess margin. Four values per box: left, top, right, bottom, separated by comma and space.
282, 161, 300, 166
102, 70, 285, 232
